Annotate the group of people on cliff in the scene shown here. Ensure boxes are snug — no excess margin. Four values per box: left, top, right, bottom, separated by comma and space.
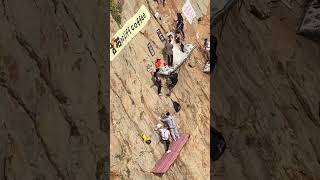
150, 10, 218, 154
149, 12, 186, 154
152, 12, 185, 97
156, 112, 180, 153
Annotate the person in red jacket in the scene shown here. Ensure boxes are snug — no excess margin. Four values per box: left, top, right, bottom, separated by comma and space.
155, 58, 162, 72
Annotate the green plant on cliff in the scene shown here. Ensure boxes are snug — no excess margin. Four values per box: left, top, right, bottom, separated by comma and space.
110, 0, 122, 26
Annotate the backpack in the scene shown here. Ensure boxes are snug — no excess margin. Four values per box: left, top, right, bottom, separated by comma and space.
171, 99, 181, 112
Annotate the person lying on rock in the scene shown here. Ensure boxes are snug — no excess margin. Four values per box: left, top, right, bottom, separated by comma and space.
160, 112, 180, 141
156, 123, 171, 153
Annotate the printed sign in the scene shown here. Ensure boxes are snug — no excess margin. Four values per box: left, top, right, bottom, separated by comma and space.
156, 29, 165, 42
182, 0, 196, 24
147, 42, 155, 56
110, 5, 151, 61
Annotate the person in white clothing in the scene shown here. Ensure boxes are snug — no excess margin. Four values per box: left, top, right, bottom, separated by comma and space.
156, 124, 171, 153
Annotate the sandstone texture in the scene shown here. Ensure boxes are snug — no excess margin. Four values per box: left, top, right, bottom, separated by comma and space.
0, 0, 107, 180
298, 0, 320, 38
213, 0, 320, 179
110, 0, 210, 179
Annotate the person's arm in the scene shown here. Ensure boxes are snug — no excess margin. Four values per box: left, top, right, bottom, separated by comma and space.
160, 117, 165, 122
171, 116, 177, 127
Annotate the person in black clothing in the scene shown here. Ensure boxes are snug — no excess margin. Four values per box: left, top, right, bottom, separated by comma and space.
176, 13, 185, 40
166, 72, 178, 96
175, 30, 185, 53
155, 74, 162, 95
180, 42, 185, 53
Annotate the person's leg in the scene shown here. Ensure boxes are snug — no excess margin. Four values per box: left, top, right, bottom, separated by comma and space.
165, 140, 170, 151
170, 129, 177, 141
167, 86, 172, 96
181, 29, 185, 39
174, 128, 180, 139
158, 84, 162, 94
205, 50, 209, 61
172, 55, 174, 65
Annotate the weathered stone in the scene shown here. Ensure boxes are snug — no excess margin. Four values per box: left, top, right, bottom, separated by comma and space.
0, 0, 107, 179
249, 0, 271, 20
298, 0, 320, 39
110, 0, 210, 179
213, 0, 320, 179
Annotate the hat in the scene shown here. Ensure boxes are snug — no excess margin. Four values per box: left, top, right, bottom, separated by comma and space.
156, 123, 163, 129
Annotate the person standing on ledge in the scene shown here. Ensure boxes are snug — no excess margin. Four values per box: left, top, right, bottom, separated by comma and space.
176, 13, 185, 40
160, 112, 180, 141
155, 74, 163, 96
165, 38, 174, 67
156, 124, 171, 153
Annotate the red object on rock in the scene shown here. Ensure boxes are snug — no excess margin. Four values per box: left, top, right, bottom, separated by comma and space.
155, 59, 162, 69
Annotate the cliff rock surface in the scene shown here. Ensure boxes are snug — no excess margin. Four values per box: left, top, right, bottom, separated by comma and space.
0, 0, 107, 179
213, 0, 320, 179
110, 0, 210, 179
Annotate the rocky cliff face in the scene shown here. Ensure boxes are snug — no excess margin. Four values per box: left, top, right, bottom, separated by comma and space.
0, 0, 107, 180
110, 0, 210, 179
298, 0, 320, 38
213, 0, 320, 179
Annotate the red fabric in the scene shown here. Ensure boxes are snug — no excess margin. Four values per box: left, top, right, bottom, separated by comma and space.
152, 133, 190, 174
155, 59, 162, 68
